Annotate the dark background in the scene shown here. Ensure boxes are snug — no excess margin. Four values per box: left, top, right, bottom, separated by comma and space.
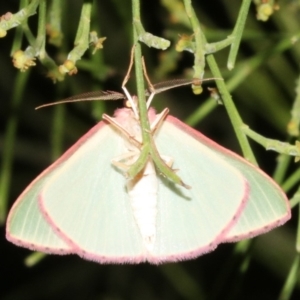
0, 1, 299, 299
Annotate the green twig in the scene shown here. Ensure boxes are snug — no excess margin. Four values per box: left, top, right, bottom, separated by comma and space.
204, 37, 234, 54
273, 153, 292, 185
297, 205, 300, 252
180, 0, 255, 163
0, 0, 40, 37
59, 0, 93, 74
10, 0, 27, 54
227, 0, 252, 70
51, 103, 66, 161
0, 72, 30, 224
289, 187, 300, 209
208, 56, 257, 164
278, 254, 300, 300
24, 252, 46, 267
182, 0, 206, 92
287, 76, 300, 137
130, 0, 186, 187
131, 0, 150, 156
36, 1, 64, 81
35, 0, 46, 53
196, 30, 299, 129
243, 125, 300, 159
242, 125, 300, 190
282, 169, 300, 195
47, 0, 63, 47
133, 19, 170, 50
71, 0, 92, 60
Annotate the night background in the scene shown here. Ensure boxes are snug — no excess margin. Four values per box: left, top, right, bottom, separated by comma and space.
0, 1, 299, 299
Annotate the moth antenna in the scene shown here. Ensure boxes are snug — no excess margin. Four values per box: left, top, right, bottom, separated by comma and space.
35, 91, 126, 110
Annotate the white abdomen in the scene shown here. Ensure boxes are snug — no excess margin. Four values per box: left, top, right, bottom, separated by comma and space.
127, 159, 158, 252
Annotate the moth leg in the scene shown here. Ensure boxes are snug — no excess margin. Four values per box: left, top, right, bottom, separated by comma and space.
161, 155, 174, 168
121, 46, 139, 118
122, 46, 135, 88
112, 150, 173, 174
103, 114, 141, 149
140, 58, 157, 109
142, 57, 155, 94
149, 108, 169, 135
112, 151, 139, 171
141, 57, 170, 109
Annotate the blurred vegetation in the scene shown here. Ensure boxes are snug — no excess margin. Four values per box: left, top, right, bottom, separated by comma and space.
0, 0, 300, 299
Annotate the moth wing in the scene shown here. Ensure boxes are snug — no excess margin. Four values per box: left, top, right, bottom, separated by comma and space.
162, 116, 290, 246
39, 122, 146, 263
149, 117, 248, 263
223, 163, 290, 242
6, 147, 74, 254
